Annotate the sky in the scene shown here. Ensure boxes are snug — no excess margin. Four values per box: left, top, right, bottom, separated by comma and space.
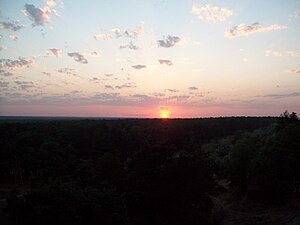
0, 0, 299, 118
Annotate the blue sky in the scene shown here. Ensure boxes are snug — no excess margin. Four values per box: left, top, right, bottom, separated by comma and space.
0, 0, 300, 117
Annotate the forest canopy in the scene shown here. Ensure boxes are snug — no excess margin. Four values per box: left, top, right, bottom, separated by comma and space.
0, 114, 299, 225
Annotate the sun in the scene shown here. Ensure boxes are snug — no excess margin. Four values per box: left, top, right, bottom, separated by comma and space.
162, 113, 168, 118
160, 110, 170, 119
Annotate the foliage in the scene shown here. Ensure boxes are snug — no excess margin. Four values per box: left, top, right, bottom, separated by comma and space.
223, 112, 300, 203
0, 116, 281, 224
6, 182, 125, 225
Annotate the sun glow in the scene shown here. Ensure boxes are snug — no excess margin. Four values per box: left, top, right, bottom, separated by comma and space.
160, 110, 170, 119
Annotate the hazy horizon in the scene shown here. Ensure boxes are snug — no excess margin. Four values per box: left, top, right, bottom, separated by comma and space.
0, 114, 280, 119
1, 0, 300, 118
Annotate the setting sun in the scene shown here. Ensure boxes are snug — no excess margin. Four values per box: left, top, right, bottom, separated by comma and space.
160, 110, 170, 119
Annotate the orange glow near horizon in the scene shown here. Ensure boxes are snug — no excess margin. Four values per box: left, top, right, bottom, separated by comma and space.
1, 104, 293, 118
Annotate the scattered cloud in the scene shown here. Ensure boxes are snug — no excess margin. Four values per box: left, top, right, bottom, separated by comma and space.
0, 57, 34, 71
132, 65, 146, 70
23, 3, 58, 26
158, 59, 173, 66
93, 34, 112, 40
225, 23, 287, 38
57, 68, 78, 76
70, 90, 80, 94
0, 70, 14, 76
288, 69, 300, 74
265, 50, 282, 57
131, 94, 154, 101
91, 51, 99, 57
0, 46, 7, 51
192, 4, 233, 23
264, 50, 300, 58
42, 71, 51, 76
9, 35, 19, 41
166, 89, 179, 93
67, 52, 88, 64
287, 51, 300, 58
276, 84, 293, 89
1, 89, 214, 108
188, 86, 198, 91
115, 83, 136, 89
157, 35, 181, 48
111, 28, 122, 37
167, 95, 190, 101
111, 26, 144, 39
0, 81, 9, 88
47, 48, 62, 57
46, 0, 56, 7
263, 92, 300, 99
92, 93, 121, 101
15, 81, 35, 90
288, 11, 299, 21
84, 52, 100, 58
124, 26, 144, 38
105, 85, 114, 90
152, 92, 166, 97
0, 21, 25, 31
120, 41, 139, 50
89, 77, 102, 83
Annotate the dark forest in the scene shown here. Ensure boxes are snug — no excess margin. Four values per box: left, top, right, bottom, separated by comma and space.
0, 112, 299, 225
